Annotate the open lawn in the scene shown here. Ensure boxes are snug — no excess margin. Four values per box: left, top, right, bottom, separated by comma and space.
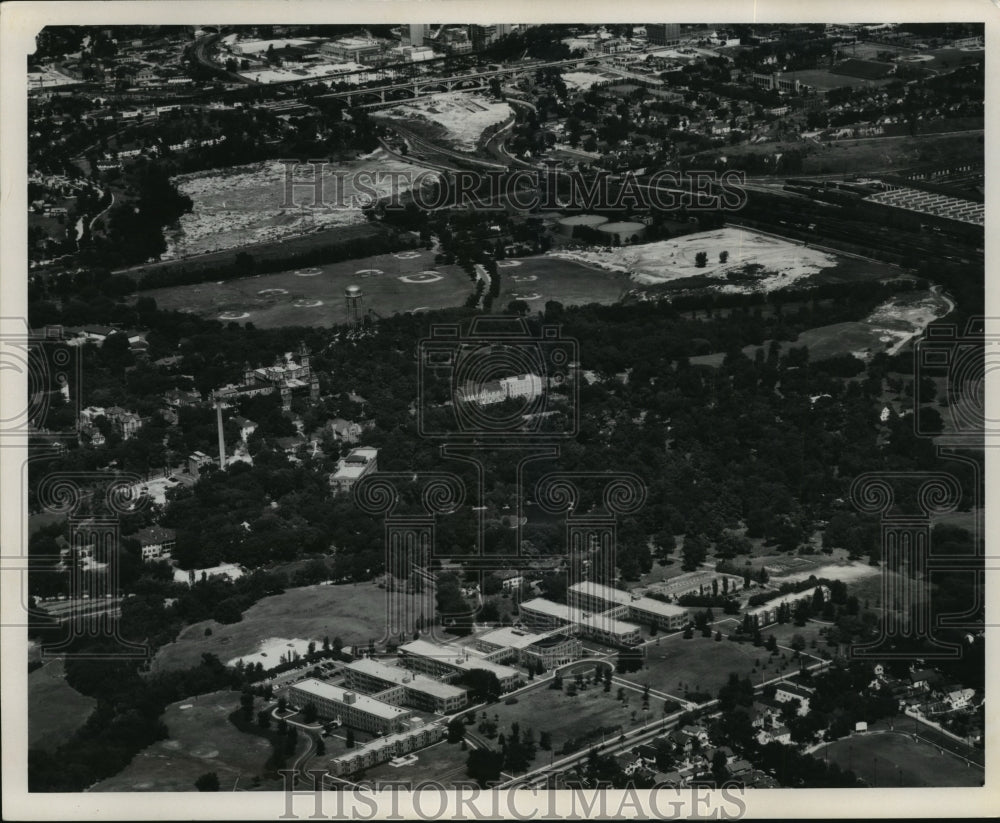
487, 679, 671, 756
816, 729, 983, 787
497, 255, 631, 308
358, 736, 470, 786
28, 658, 97, 753
787, 68, 895, 91
91, 690, 276, 791
142, 248, 468, 328
800, 131, 983, 177
636, 558, 688, 588
626, 632, 821, 699
691, 288, 950, 366
743, 618, 828, 652
152, 582, 411, 672
143, 250, 630, 329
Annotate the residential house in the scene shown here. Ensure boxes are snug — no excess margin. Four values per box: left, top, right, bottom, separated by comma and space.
135, 526, 176, 560
232, 416, 258, 442
773, 682, 812, 716
909, 668, 942, 693
327, 417, 363, 443
945, 688, 976, 711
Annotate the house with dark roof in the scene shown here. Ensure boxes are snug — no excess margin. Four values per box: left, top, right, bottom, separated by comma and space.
909, 668, 943, 692
135, 526, 176, 560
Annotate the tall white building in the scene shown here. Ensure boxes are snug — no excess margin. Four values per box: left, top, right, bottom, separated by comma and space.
404, 24, 427, 47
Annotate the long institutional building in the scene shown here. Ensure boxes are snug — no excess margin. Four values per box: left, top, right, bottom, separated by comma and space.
285, 679, 412, 734
343, 657, 468, 714
397, 639, 522, 691
519, 581, 689, 645
568, 581, 689, 631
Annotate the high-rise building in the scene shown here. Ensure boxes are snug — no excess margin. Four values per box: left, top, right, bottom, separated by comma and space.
404, 24, 427, 47
647, 23, 682, 47
469, 24, 513, 51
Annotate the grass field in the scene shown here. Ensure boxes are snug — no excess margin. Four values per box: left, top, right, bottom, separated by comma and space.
28, 658, 97, 753
142, 250, 629, 329
816, 729, 983, 787
141, 248, 467, 328
151, 582, 415, 672
626, 632, 820, 698
787, 68, 895, 91
487, 679, 671, 756
91, 690, 276, 791
690, 287, 950, 367
800, 131, 983, 177
358, 737, 470, 786
497, 255, 631, 308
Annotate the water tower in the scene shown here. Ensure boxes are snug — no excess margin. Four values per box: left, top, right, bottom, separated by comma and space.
345, 284, 365, 328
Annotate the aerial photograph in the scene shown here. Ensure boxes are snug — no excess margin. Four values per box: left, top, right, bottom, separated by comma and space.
14, 17, 986, 806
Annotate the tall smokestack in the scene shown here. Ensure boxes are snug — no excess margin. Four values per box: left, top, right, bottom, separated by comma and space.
214, 392, 226, 470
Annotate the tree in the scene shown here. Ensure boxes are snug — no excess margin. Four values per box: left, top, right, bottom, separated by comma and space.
712, 749, 730, 779
447, 716, 466, 743
345, 728, 355, 748
539, 730, 552, 750
455, 668, 502, 703
695, 251, 708, 268
682, 534, 709, 571
766, 634, 778, 653
257, 709, 271, 729
302, 702, 318, 724
195, 772, 220, 791
719, 251, 729, 263
467, 748, 504, 788
240, 689, 254, 720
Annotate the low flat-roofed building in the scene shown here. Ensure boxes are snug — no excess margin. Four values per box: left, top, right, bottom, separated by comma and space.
330, 446, 378, 494
518, 597, 642, 646
285, 678, 410, 733
476, 626, 583, 670
569, 581, 688, 631
344, 658, 468, 714
518, 597, 576, 630
327, 722, 444, 776
397, 639, 521, 692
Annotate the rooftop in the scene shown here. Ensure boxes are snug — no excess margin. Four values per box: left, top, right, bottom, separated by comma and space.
346, 657, 467, 700
398, 639, 519, 680
520, 597, 641, 637
570, 581, 687, 617
478, 626, 547, 650
288, 678, 409, 720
